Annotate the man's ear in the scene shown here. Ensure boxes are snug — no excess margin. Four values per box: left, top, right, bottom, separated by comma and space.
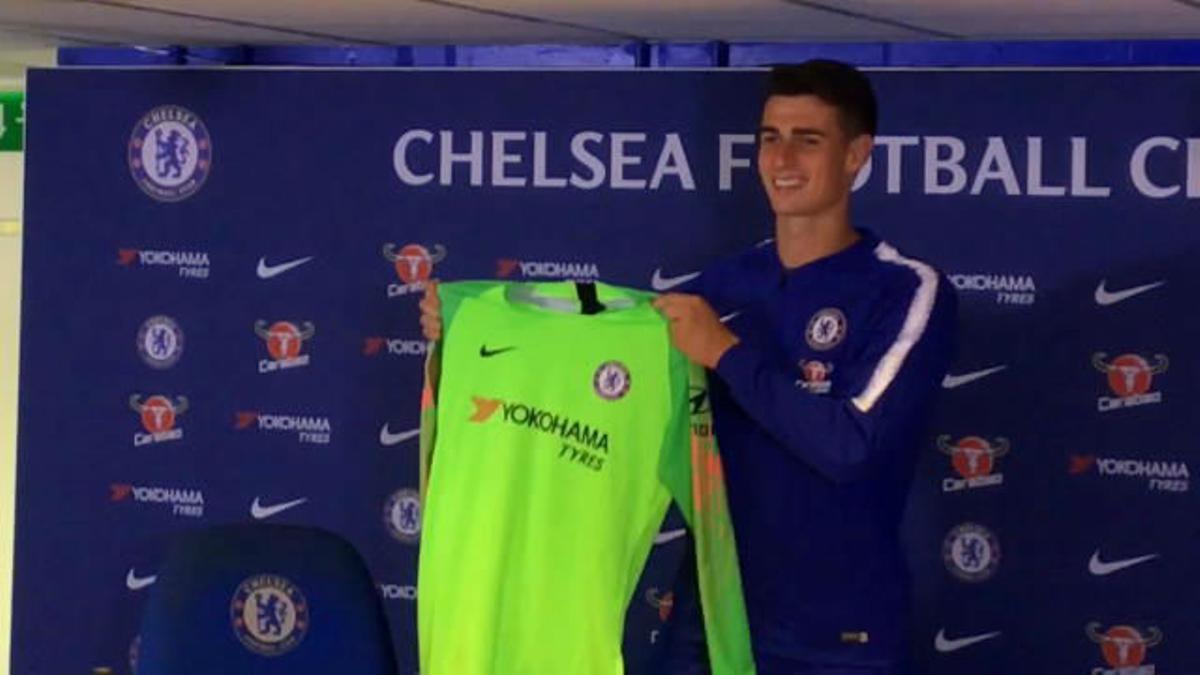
846, 134, 873, 174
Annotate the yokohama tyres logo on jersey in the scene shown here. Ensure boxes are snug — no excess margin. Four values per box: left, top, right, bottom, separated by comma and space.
469, 395, 610, 472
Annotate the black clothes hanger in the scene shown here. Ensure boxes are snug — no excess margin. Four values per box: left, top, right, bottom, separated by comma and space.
575, 281, 604, 315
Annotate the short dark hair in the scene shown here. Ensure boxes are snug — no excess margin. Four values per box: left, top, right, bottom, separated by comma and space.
767, 60, 878, 138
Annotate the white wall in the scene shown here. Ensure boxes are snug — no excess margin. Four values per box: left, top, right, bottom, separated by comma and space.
0, 226, 19, 675
0, 57, 35, 675
0, 154, 23, 222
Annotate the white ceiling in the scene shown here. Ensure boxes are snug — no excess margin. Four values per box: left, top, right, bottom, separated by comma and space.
3, 0, 1200, 46
1, 0, 1199, 74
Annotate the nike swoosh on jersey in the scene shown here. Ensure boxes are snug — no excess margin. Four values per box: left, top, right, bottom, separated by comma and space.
653, 528, 687, 545
1088, 550, 1160, 576
942, 365, 1007, 389
257, 256, 314, 279
651, 269, 700, 291
250, 496, 308, 520
934, 629, 1001, 653
380, 425, 420, 446
126, 568, 158, 591
480, 345, 517, 358
1094, 279, 1165, 306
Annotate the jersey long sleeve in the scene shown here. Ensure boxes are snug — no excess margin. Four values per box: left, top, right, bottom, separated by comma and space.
668, 231, 957, 665
417, 280, 755, 675
712, 271, 957, 484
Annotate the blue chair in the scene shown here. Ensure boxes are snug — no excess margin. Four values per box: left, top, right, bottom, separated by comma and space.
135, 524, 398, 675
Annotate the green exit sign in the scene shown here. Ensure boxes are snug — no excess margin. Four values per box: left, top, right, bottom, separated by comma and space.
0, 92, 25, 152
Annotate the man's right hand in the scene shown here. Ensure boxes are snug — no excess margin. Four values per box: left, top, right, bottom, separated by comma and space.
419, 281, 443, 341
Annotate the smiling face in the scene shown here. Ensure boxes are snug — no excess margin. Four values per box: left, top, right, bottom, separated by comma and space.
757, 94, 872, 221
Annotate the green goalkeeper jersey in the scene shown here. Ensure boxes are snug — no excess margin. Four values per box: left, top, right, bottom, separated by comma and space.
418, 280, 754, 675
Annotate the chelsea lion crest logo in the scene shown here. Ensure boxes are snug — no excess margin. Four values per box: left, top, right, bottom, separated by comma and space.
137, 315, 184, 369
128, 105, 212, 202
593, 361, 632, 401
231, 574, 310, 656
805, 308, 847, 351
942, 523, 1001, 583
384, 488, 422, 544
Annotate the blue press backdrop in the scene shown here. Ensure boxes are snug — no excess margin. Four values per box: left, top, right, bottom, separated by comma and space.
12, 64, 1200, 674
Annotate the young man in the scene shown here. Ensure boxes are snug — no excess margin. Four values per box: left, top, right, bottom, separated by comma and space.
652, 61, 956, 674
421, 61, 956, 674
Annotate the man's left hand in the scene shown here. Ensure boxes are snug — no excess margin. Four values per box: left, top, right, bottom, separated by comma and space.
653, 293, 739, 369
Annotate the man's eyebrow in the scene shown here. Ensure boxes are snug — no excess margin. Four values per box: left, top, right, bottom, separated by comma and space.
758, 126, 827, 136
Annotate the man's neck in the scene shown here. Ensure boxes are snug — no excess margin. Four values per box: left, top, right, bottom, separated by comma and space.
774, 205, 860, 269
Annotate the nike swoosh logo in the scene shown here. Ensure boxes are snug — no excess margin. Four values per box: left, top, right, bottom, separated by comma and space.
256, 256, 314, 279
1094, 279, 1165, 306
653, 528, 687, 545
126, 568, 158, 591
719, 311, 741, 323
651, 269, 700, 292
934, 629, 1001, 653
380, 425, 420, 446
250, 496, 308, 520
480, 345, 517, 358
942, 365, 1007, 389
1088, 550, 1160, 576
